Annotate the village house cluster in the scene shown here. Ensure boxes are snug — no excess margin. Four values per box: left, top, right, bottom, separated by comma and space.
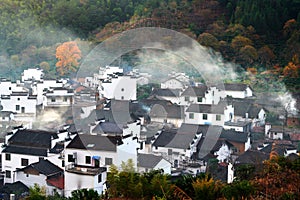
0, 66, 299, 198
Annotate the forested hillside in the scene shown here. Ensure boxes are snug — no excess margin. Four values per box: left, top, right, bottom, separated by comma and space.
0, 0, 299, 91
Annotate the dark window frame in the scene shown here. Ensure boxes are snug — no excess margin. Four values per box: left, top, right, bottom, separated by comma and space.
21, 158, 29, 166
5, 153, 11, 161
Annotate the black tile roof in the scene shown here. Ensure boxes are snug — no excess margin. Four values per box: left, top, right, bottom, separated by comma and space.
49, 142, 64, 154
152, 129, 177, 147
235, 150, 269, 165
138, 153, 165, 168
17, 159, 63, 176
151, 88, 181, 97
224, 121, 252, 127
211, 139, 234, 152
220, 129, 249, 143
8, 129, 57, 148
66, 134, 120, 151
0, 181, 29, 199
92, 122, 123, 134
225, 98, 265, 118
2, 146, 48, 156
181, 85, 207, 97
221, 83, 249, 91
150, 104, 184, 119
186, 102, 227, 114
94, 100, 137, 125
152, 124, 212, 149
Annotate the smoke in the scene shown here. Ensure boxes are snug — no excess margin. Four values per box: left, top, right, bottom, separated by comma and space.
277, 91, 298, 115
134, 42, 239, 84
33, 108, 67, 130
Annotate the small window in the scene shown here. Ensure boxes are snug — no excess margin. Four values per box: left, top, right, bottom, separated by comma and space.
216, 115, 221, 121
5, 170, 11, 178
197, 97, 202, 102
203, 114, 208, 120
85, 156, 91, 164
62, 160, 65, 167
5, 153, 11, 161
105, 157, 113, 165
121, 88, 124, 92
212, 91, 215, 96
98, 174, 102, 183
189, 113, 194, 119
168, 149, 172, 155
9, 87, 11, 90
51, 98, 55, 102
21, 107, 25, 113
17, 98, 20, 101
16, 105, 20, 111
68, 154, 74, 162
21, 158, 29, 166
63, 97, 68, 102
184, 96, 189, 101
121, 96, 124, 100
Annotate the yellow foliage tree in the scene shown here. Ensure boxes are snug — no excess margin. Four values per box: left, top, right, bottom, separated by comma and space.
56, 41, 81, 76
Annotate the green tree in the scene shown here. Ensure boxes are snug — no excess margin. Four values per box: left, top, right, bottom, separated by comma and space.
197, 32, 220, 50
192, 174, 222, 200
231, 35, 253, 52
221, 180, 255, 200
69, 188, 100, 200
26, 184, 46, 200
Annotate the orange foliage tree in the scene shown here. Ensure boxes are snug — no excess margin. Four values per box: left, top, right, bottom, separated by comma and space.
283, 61, 299, 78
253, 156, 300, 199
56, 41, 81, 76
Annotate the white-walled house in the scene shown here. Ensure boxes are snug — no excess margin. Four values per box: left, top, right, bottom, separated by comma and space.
161, 72, 190, 89
65, 164, 107, 197
64, 133, 141, 197
232, 99, 267, 127
43, 87, 74, 108
204, 86, 226, 105
33, 80, 64, 105
1, 129, 60, 184
15, 159, 64, 196
149, 104, 185, 128
211, 140, 234, 162
220, 129, 251, 154
63, 134, 111, 196
265, 124, 284, 140
0, 79, 26, 96
185, 103, 234, 126
0, 92, 37, 124
151, 124, 207, 168
21, 68, 44, 82
100, 75, 137, 101
150, 88, 182, 105
86, 66, 137, 101
91, 120, 141, 138
65, 133, 140, 171
1, 92, 37, 115
180, 85, 226, 106
217, 83, 253, 98
223, 121, 252, 133
137, 153, 171, 174
180, 85, 207, 106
